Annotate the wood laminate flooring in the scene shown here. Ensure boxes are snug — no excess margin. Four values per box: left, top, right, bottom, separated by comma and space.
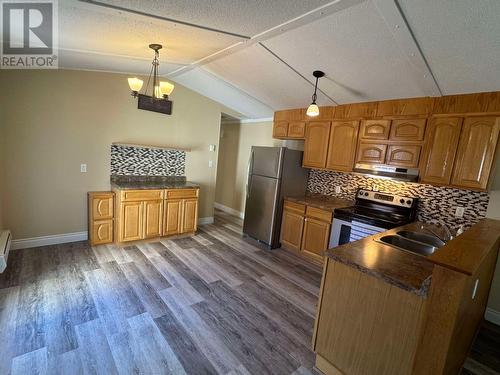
0, 208, 498, 375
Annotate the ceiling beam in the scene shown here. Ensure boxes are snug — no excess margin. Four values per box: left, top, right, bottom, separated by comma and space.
77, 0, 250, 39
167, 0, 365, 78
372, 0, 442, 97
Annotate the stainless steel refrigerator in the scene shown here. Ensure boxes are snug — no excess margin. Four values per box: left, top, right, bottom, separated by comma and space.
243, 146, 309, 249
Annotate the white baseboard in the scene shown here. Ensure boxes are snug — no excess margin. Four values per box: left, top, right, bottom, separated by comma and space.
198, 217, 214, 225
11, 231, 88, 250
485, 308, 500, 325
214, 202, 244, 219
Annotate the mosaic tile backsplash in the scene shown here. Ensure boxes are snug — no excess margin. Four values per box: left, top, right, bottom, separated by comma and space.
307, 169, 490, 230
111, 144, 185, 176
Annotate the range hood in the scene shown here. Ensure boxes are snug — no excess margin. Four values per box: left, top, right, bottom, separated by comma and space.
353, 163, 419, 182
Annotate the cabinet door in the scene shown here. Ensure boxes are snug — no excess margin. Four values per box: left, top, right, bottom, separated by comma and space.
92, 196, 114, 220
280, 210, 304, 252
273, 121, 288, 138
143, 200, 163, 238
182, 198, 198, 233
287, 121, 306, 138
451, 117, 500, 190
389, 119, 427, 141
386, 145, 421, 168
360, 120, 391, 140
303, 121, 331, 168
120, 201, 143, 242
301, 218, 330, 262
164, 199, 182, 236
91, 220, 113, 245
356, 142, 387, 164
326, 121, 360, 172
420, 117, 463, 185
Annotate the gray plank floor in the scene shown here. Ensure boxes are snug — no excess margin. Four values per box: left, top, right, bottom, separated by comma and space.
0, 209, 323, 375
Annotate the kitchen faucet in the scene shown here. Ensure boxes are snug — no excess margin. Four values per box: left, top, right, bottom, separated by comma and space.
421, 221, 454, 243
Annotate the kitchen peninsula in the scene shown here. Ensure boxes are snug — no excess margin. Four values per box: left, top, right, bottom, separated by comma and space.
312, 219, 500, 375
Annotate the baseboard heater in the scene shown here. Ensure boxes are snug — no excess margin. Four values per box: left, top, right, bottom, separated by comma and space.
0, 230, 12, 273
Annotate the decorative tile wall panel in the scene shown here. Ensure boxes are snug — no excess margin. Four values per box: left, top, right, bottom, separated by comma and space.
111, 144, 185, 176
307, 169, 490, 230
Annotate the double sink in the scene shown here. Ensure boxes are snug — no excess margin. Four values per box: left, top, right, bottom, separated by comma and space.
375, 230, 446, 257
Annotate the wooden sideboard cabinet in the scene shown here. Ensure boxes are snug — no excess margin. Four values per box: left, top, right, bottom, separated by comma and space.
88, 192, 115, 245
281, 200, 333, 263
114, 188, 199, 243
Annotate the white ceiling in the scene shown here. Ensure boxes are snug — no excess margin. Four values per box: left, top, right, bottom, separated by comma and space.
58, 0, 500, 119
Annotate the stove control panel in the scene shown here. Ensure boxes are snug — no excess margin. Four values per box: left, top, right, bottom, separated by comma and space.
357, 189, 416, 208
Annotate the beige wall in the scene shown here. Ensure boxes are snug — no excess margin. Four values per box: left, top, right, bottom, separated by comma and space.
0, 104, 4, 230
486, 152, 500, 313
0, 69, 229, 239
215, 121, 284, 213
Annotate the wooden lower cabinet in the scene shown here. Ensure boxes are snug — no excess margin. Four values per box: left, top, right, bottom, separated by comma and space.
280, 200, 331, 263
301, 218, 331, 261
115, 188, 199, 242
281, 210, 305, 251
120, 201, 144, 242
88, 191, 115, 245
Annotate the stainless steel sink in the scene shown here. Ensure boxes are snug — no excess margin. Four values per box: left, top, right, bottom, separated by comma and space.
377, 235, 438, 256
396, 230, 446, 248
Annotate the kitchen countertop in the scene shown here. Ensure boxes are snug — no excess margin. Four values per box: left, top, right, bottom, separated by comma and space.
285, 193, 352, 212
110, 176, 200, 190
326, 219, 500, 297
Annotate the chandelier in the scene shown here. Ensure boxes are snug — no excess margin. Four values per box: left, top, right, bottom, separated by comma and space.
127, 44, 175, 115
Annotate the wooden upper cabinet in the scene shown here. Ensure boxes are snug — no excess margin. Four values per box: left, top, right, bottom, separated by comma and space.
326, 121, 360, 171
451, 117, 500, 190
386, 145, 421, 168
273, 121, 288, 138
356, 143, 387, 164
287, 121, 306, 138
420, 117, 463, 185
303, 121, 331, 168
389, 119, 427, 141
360, 120, 391, 140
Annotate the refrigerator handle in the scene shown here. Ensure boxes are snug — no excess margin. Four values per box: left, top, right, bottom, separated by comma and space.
246, 151, 254, 199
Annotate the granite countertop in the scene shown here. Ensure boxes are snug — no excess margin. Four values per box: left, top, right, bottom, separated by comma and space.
110, 176, 200, 190
327, 222, 435, 297
285, 193, 353, 212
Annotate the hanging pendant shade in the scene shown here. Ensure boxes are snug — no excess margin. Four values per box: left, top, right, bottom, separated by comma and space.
307, 70, 325, 117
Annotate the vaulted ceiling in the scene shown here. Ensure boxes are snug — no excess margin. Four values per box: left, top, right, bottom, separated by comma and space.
59, 0, 500, 119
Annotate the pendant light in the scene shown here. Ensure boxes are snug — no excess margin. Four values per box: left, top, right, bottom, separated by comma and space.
306, 70, 325, 117
127, 44, 175, 115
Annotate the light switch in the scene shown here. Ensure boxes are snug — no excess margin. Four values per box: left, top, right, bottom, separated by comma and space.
80, 164, 87, 173
209, 144, 216, 152
208, 160, 213, 168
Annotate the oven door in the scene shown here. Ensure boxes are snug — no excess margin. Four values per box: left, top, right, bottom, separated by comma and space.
349, 220, 385, 242
330, 218, 352, 248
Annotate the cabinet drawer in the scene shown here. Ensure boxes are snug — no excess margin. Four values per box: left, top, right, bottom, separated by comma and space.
284, 200, 306, 214
89, 193, 114, 220
91, 219, 113, 245
165, 189, 199, 199
306, 206, 332, 223
121, 190, 163, 201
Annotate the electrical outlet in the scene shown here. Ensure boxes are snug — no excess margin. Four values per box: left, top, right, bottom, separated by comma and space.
454, 206, 465, 218
334, 186, 341, 194
209, 144, 216, 152
80, 164, 87, 173
208, 160, 213, 168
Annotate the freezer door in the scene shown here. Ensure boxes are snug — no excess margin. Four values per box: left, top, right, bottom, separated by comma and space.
243, 174, 280, 245
249, 146, 284, 178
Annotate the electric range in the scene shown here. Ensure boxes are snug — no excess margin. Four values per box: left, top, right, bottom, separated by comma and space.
330, 188, 418, 247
